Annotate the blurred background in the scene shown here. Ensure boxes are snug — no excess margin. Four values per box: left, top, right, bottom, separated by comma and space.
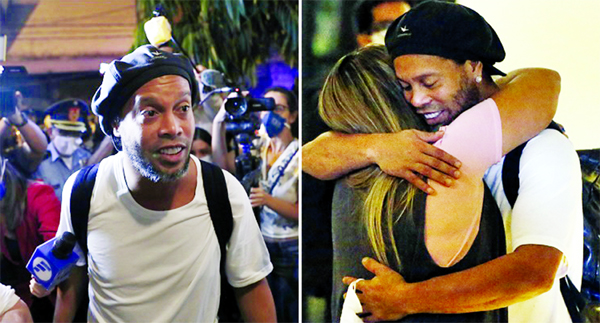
302, 0, 600, 150
1, 0, 298, 142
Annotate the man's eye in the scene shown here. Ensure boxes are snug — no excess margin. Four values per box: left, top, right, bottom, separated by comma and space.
422, 81, 437, 88
180, 105, 191, 112
142, 110, 157, 117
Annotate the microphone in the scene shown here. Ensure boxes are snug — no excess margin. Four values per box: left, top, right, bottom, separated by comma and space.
26, 232, 80, 290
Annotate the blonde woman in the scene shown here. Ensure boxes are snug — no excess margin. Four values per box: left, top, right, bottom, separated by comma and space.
316, 44, 560, 322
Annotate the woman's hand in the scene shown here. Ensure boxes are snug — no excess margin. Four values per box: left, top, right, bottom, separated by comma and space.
29, 277, 53, 298
249, 187, 270, 208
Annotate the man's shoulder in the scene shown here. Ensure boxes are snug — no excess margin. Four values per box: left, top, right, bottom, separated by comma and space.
527, 127, 573, 146
484, 128, 578, 188
521, 128, 578, 163
64, 154, 117, 196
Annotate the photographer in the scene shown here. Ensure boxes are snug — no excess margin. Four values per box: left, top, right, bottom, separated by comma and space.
0, 91, 49, 175
195, 69, 228, 134
211, 89, 249, 174
213, 86, 299, 323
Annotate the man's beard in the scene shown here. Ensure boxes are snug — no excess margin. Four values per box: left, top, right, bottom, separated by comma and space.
453, 75, 483, 118
123, 140, 190, 183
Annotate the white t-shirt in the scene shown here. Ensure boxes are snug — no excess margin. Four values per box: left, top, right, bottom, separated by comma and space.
484, 129, 584, 323
57, 153, 273, 323
0, 284, 20, 317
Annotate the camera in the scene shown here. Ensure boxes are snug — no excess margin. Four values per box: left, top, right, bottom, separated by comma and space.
0, 65, 27, 118
224, 93, 275, 136
0, 88, 16, 118
222, 90, 275, 189
224, 97, 275, 118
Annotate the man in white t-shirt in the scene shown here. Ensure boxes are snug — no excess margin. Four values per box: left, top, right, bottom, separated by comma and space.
35, 45, 276, 322
303, 2, 582, 322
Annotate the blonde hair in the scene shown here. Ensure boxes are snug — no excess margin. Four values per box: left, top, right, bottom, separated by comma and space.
318, 45, 428, 267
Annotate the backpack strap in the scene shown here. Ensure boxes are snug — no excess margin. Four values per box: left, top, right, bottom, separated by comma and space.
502, 121, 564, 208
501, 121, 587, 323
200, 160, 234, 257
199, 160, 239, 321
501, 142, 526, 208
70, 163, 99, 258
560, 275, 587, 322
69, 163, 98, 322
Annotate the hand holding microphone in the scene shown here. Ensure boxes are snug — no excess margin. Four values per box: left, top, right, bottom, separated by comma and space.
26, 232, 80, 291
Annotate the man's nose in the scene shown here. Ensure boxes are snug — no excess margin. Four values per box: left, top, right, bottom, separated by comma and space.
409, 89, 432, 109
159, 111, 182, 137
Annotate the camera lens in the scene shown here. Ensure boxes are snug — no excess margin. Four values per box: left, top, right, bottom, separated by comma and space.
224, 97, 248, 117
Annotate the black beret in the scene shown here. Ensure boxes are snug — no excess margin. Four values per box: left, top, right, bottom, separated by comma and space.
385, 0, 506, 75
91, 45, 199, 138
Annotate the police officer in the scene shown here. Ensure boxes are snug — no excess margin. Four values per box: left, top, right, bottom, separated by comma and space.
34, 99, 91, 201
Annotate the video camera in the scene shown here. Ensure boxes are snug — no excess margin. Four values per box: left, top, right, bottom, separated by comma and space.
222, 89, 275, 189
0, 65, 27, 118
223, 89, 275, 135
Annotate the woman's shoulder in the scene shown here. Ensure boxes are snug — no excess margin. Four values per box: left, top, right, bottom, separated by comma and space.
27, 180, 55, 196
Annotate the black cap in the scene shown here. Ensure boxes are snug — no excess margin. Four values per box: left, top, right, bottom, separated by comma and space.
91, 45, 199, 139
385, 0, 506, 76
45, 99, 89, 133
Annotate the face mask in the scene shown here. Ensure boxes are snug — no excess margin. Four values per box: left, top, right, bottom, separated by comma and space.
54, 135, 82, 157
261, 112, 288, 138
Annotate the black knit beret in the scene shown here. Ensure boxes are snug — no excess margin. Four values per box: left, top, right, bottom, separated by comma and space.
385, 1, 506, 76
91, 45, 199, 138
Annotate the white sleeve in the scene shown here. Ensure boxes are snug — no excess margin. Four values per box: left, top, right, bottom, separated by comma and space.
511, 129, 584, 278
0, 284, 20, 316
223, 171, 273, 288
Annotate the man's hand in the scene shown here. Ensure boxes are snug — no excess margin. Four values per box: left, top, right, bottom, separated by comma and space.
302, 130, 461, 194
370, 129, 461, 194
343, 258, 412, 322
5, 91, 26, 125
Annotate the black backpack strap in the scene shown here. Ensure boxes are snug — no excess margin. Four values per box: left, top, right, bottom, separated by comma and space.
502, 121, 565, 208
502, 122, 586, 323
200, 160, 239, 321
501, 142, 526, 208
70, 163, 99, 258
560, 276, 587, 323
547, 120, 564, 133
69, 163, 98, 323
201, 160, 234, 256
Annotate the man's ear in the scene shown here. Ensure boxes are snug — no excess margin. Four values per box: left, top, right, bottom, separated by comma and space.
288, 111, 298, 125
464, 60, 484, 81
112, 119, 121, 138
49, 126, 59, 140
